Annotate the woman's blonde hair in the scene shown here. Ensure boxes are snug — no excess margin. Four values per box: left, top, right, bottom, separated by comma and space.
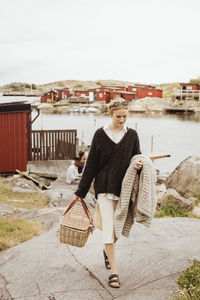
108, 97, 128, 115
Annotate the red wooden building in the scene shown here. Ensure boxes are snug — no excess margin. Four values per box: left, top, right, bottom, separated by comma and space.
41, 88, 71, 103
111, 91, 136, 101
180, 83, 200, 91
136, 88, 163, 99
0, 102, 32, 172
41, 90, 57, 103
96, 91, 111, 102
56, 88, 71, 100
174, 83, 200, 101
127, 86, 137, 92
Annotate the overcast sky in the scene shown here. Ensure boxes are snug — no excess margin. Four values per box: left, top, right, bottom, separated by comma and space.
0, 0, 199, 85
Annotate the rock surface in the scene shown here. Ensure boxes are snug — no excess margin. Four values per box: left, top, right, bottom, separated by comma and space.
156, 183, 166, 206
156, 172, 170, 185
0, 204, 16, 217
159, 188, 196, 210
0, 217, 200, 300
165, 156, 200, 198
192, 207, 200, 218
9, 177, 41, 194
129, 97, 170, 112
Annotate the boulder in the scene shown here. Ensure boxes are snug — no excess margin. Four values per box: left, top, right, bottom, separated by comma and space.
156, 172, 170, 185
165, 156, 200, 198
0, 204, 16, 217
192, 207, 200, 218
29, 173, 53, 187
11, 178, 41, 193
160, 188, 196, 210
156, 183, 166, 206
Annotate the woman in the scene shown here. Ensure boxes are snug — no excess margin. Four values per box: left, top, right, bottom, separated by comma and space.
78, 151, 87, 174
75, 97, 143, 288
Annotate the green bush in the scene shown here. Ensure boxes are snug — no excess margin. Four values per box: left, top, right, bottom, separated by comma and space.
172, 260, 200, 299
189, 77, 200, 84
155, 196, 189, 218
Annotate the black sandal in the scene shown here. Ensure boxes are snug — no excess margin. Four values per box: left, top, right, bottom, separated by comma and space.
103, 249, 111, 269
109, 274, 120, 288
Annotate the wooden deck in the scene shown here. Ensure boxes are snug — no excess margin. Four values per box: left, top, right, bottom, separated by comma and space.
164, 107, 195, 114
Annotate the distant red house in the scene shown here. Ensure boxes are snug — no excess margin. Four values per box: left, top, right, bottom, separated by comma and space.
41, 88, 71, 103
56, 88, 71, 100
96, 91, 111, 102
111, 91, 136, 101
180, 83, 200, 91
127, 86, 137, 93
41, 90, 57, 103
174, 83, 200, 101
137, 88, 162, 99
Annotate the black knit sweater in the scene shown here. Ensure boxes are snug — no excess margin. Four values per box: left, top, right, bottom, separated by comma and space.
75, 127, 141, 199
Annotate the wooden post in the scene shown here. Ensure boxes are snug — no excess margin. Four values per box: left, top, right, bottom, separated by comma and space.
135, 122, 138, 131
81, 130, 84, 151
151, 135, 154, 153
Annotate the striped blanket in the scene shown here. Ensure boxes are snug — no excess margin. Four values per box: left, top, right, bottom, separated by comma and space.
114, 154, 157, 238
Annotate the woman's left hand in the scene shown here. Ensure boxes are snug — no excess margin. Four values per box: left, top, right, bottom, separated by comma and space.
135, 159, 143, 170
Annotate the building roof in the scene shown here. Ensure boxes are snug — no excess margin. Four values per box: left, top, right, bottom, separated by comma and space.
180, 83, 200, 86
113, 91, 136, 95
0, 101, 31, 113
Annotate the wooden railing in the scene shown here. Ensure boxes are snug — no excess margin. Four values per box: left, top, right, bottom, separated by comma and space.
30, 130, 77, 161
174, 90, 200, 99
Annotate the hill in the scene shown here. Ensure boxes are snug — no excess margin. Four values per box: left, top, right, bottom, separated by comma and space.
0, 79, 180, 97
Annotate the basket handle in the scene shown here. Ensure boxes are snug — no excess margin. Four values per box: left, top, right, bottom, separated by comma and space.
63, 196, 93, 225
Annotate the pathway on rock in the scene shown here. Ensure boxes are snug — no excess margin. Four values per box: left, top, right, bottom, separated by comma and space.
1, 215, 200, 300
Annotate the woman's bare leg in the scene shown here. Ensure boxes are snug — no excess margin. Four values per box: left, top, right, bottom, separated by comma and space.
105, 243, 120, 287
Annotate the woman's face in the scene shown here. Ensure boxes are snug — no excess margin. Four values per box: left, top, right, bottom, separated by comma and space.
111, 108, 128, 128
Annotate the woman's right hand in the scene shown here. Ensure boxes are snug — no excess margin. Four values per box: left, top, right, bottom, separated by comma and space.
134, 159, 143, 170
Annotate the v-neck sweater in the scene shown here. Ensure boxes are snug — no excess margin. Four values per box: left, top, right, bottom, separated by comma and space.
75, 127, 141, 199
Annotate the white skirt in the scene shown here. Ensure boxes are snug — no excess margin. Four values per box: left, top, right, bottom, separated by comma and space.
94, 194, 117, 244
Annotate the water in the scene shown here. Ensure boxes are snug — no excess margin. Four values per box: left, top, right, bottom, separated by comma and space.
1, 95, 199, 173
0, 95, 40, 103
32, 110, 200, 174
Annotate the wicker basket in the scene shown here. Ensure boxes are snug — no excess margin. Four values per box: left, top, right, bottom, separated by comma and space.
59, 198, 94, 248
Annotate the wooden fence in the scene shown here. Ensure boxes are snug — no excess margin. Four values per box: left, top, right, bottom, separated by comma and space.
30, 130, 77, 161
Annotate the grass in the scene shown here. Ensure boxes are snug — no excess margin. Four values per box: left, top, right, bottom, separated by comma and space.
0, 219, 43, 251
155, 196, 189, 218
172, 260, 200, 299
155, 194, 200, 219
0, 177, 49, 210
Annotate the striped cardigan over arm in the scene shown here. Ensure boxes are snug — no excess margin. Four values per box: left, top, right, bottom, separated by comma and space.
114, 154, 157, 238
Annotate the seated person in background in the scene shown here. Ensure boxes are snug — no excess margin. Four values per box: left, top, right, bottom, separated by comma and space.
78, 151, 87, 174
66, 157, 82, 184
